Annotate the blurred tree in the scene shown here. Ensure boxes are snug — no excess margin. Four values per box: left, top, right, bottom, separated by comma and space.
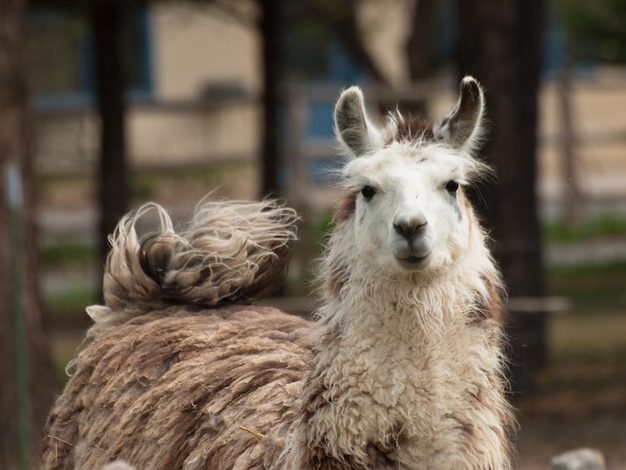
29, 0, 132, 285
259, 0, 282, 197
553, 0, 626, 65
310, 0, 389, 85
404, 0, 439, 115
0, 0, 56, 466
303, 0, 446, 117
318, 2, 442, 78
457, 0, 546, 394
90, 0, 129, 277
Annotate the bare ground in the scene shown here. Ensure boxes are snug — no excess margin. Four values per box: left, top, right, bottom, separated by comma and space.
516, 356, 626, 469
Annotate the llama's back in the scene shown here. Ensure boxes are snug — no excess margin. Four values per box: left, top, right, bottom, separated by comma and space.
44, 306, 313, 469
41, 200, 313, 469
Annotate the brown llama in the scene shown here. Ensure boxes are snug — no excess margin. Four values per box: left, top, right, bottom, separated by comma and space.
41, 77, 516, 469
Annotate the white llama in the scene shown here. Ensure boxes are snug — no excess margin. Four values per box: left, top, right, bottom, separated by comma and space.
42, 76, 515, 469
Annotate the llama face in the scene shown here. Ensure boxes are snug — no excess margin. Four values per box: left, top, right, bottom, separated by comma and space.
344, 145, 474, 273
333, 77, 488, 275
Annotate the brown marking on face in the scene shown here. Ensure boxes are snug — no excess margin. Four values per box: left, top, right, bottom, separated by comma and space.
321, 191, 357, 300
384, 112, 435, 146
452, 186, 505, 329
332, 191, 357, 225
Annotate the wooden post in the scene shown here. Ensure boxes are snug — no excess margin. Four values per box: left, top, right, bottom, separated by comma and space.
285, 80, 310, 292
259, 0, 282, 198
286, 80, 308, 206
91, 0, 129, 278
557, 65, 582, 226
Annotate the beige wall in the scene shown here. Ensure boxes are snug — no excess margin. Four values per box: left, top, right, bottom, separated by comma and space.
538, 78, 626, 201
128, 103, 259, 166
151, 2, 260, 100
358, 0, 413, 85
131, 2, 261, 165
35, 2, 262, 171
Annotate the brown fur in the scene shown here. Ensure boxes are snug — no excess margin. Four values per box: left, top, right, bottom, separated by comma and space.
383, 111, 435, 145
322, 191, 356, 300
332, 190, 357, 226
42, 306, 313, 469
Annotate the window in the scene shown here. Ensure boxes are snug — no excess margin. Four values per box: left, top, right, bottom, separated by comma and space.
27, 5, 152, 109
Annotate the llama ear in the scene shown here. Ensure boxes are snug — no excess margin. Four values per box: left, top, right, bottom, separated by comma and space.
436, 76, 485, 152
334, 86, 383, 158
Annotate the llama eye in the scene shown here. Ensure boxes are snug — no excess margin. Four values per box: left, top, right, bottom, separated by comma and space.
361, 185, 376, 201
445, 180, 459, 193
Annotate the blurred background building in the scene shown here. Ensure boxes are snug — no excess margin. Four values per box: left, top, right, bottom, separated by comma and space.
27, 1, 626, 218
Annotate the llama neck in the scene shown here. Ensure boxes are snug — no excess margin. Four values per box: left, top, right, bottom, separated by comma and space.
317, 201, 499, 338
294, 254, 510, 469
317, 248, 498, 343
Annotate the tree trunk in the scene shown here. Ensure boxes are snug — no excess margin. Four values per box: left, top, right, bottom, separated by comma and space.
259, 0, 282, 198
0, 0, 56, 467
456, 0, 546, 394
91, 0, 129, 274
404, 0, 438, 116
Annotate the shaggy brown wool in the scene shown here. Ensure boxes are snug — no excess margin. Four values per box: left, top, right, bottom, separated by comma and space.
43, 306, 313, 469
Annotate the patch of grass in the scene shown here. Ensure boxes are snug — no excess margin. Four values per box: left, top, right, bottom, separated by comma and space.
543, 214, 626, 243
547, 260, 626, 310
131, 176, 158, 199
549, 259, 626, 276
51, 330, 83, 386
45, 287, 98, 313
40, 241, 97, 268
131, 162, 257, 202
312, 212, 334, 245
548, 310, 626, 362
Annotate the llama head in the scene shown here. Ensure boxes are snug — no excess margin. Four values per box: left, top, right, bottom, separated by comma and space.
332, 76, 490, 277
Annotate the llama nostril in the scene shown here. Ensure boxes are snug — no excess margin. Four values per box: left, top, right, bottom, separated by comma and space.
393, 220, 428, 241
